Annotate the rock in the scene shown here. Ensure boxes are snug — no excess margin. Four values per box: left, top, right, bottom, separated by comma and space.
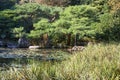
67, 48, 72, 53
0, 41, 3, 46
18, 36, 29, 48
71, 46, 85, 51
67, 46, 85, 53
29, 46, 40, 49
0, 40, 7, 47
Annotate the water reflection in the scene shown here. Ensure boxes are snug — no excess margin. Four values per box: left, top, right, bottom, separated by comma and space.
0, 48, 69, 70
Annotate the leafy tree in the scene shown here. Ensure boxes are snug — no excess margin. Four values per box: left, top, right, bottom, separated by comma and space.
52, 19, 71, 45
0, 3, 62, 40
108, 0, 120, 13
29, 19, 53, 38
29, 19, 55, 46
0, 0, 16, 10
92, 0, 120, 41
13, 3, 62, 25
11, 26, 26, 38
68, 0, 93, 5
0, 10, 16, 39
18, 0, 70, 6
108, 0, 120, 31
95, 13, 114, 40
53, 5, 98, 45
1, 0, 119, 45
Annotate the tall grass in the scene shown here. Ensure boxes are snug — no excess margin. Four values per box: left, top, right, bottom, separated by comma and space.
0, 43, 120, 80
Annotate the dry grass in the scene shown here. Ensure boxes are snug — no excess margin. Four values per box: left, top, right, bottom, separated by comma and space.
0, 43, 120, 80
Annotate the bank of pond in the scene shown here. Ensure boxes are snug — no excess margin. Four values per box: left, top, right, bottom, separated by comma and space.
0, 48, 71, 71
0, 43, 120, 80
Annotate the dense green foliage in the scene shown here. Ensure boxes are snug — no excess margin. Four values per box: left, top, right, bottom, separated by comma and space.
0, 0, 16, 10
0, 1, 120, 79
0, 0, 120, 46
0, 3, 62, 40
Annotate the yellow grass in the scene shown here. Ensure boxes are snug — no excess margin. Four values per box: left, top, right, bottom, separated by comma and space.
0, 43, 120, 80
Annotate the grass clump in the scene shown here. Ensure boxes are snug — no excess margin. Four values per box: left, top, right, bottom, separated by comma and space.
0, 43, 120, 80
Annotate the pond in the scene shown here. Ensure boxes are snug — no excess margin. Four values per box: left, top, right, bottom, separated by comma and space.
0, 48, 70, 71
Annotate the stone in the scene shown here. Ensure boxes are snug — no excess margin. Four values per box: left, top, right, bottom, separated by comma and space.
67, 46, 85, 53
29, 46, 40, 49
0, 40, 7, 47
0, 41, 4, 46
18, 37, 29, 48
71, 46, 85, 51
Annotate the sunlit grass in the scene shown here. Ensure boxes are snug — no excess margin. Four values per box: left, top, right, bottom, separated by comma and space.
0, 43, 120, 80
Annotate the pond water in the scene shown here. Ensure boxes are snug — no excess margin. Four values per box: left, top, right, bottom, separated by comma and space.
0, 48, 69, 71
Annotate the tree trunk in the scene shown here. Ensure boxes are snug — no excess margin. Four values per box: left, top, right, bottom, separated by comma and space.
67, 34, 71, 46
43, 33, 50, 48
74, 34, 77, 46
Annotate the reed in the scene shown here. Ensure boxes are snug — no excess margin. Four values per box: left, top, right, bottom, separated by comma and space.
0, 43, 120, 80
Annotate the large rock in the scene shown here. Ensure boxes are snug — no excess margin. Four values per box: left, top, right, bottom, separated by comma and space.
29, 46, 40, 49
18, 37, 29, 48
71, 46, 85, 51
67, 46, 85, 53
0, 41, 4, 47
0, 40, 7, 47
